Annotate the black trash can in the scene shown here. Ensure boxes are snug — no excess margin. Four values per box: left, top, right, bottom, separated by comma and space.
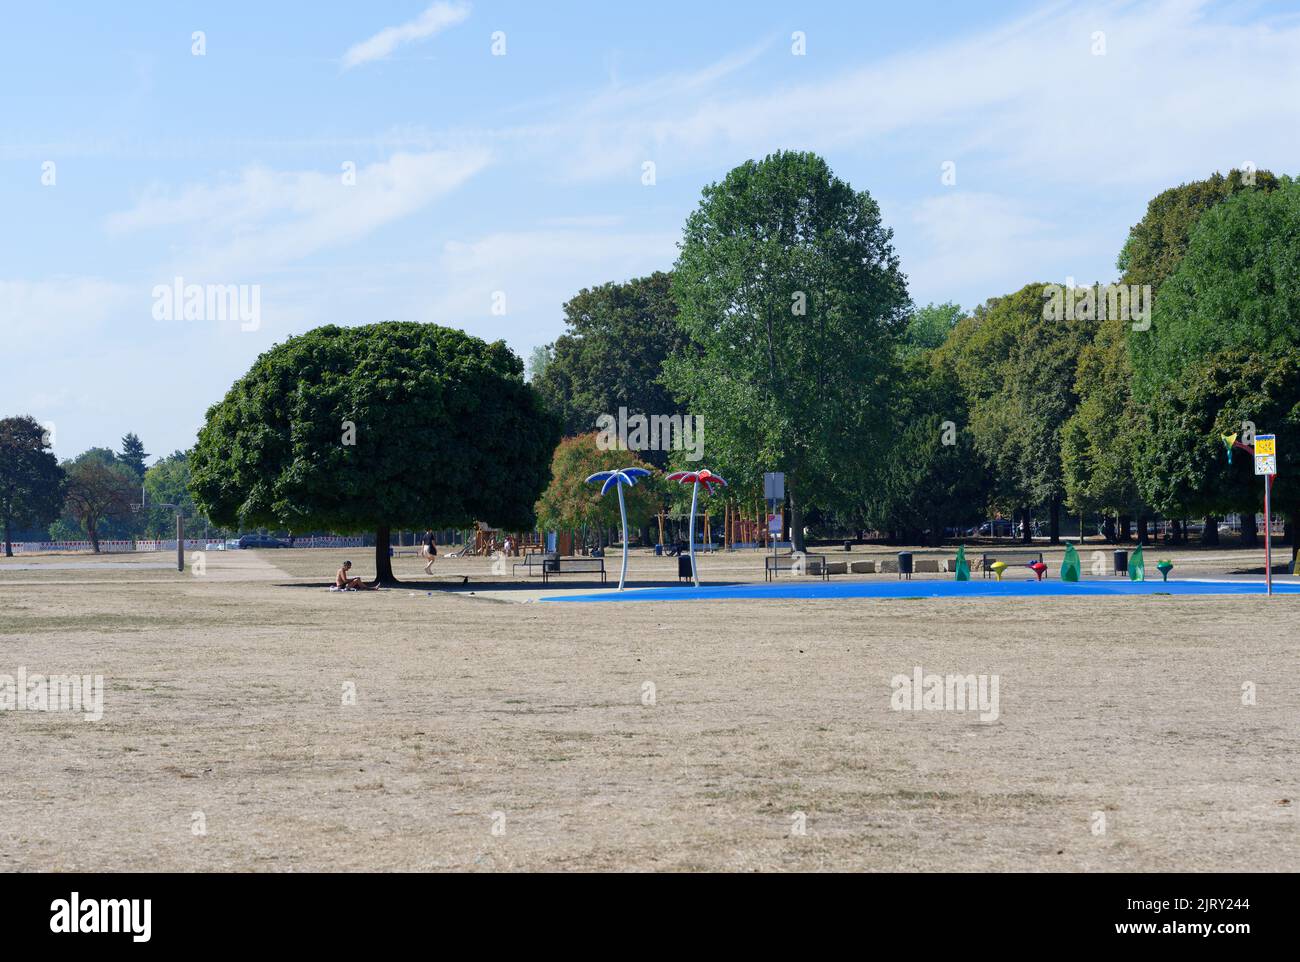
844, 540, 852, 552
897, 551, 914, 580
1113, 550, 1127, 576
678, 556, 694, 581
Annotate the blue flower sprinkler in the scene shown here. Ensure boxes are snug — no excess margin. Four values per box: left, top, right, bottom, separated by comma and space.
585, 467, 652, 590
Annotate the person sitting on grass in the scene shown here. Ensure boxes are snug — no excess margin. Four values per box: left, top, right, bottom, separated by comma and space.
336, 560, 379, 590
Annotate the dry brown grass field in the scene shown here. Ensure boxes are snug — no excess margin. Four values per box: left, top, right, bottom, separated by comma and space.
2, 544, 1296, 872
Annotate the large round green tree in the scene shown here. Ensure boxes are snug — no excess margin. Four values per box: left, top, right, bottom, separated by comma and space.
190, 322, 560, 584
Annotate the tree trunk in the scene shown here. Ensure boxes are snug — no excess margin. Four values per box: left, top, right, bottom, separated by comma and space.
1136, 517, 1148, 544
1241, 512, 1258, 548
1019, 505, 1031, 544
3, 516, 11, 557
1171, 519, 1183, 544
1048, 495, 1061, 545
1102, 516, 1116, 543
790, 483, 806, 553
89, 519, 100, 553
1117, 515, 1131, 543
1203, 516, 1219, 546
374, 525, 395, 584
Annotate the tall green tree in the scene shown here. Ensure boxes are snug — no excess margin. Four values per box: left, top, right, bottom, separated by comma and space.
1064, 169, 1281, 542
190, 322, 560, 584
664, 151, 911, 551
1130, 177, 1300, 535
62, 450, 139, 552
0, 415, 65, 556
143, 451, 212, 538
940, 283, 1090, 543
119, 432, 149, 478
868, 355, 990, 544
1117, 168, 1279, 294
532, 272, 687, 465
1132, 176, 1300, 399
1136, 348, 1300, 559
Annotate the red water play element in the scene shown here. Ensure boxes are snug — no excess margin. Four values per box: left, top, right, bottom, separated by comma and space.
1028, 561, 1048, 582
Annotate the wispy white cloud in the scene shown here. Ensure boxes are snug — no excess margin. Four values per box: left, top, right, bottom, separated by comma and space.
341, 1, 471, 70
107, 149, 492, 276
527, 0, 1300, 186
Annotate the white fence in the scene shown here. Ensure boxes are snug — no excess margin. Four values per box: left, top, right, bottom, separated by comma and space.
5, 536, 366, 554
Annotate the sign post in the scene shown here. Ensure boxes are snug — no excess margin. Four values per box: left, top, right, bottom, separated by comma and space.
1255, 435, 1277, 595
763, 472, 785, 566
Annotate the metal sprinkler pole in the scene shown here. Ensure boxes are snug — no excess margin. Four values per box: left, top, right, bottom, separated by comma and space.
616, 483, 628, 590
688, 481, 700, 588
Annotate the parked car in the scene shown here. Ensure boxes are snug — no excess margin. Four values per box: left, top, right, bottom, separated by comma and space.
237, 534, 288, 549
970, 519, 1014, 537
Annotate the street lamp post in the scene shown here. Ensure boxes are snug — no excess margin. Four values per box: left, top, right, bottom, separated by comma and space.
141, 486, 185, 573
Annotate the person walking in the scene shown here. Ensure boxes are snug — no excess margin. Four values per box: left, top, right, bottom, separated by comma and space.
422, 529, 438, 574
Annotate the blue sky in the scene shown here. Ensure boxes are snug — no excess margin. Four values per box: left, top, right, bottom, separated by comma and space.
3, 0, 1299, 460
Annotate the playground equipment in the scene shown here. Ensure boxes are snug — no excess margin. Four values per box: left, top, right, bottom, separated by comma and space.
1128, 543, 1145, 582
665, 469, 727, 587
953, 545, 970, 581
460, 522, 542, 557
585, 467, 651, 590
1029, 560, 1048, 582
989, 561, 1008, 581
1061, 543, 1081, 582
1156, 560, 1173, 582
723, 502, 769, 548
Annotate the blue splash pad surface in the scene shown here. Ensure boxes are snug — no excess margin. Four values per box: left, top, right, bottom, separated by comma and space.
539, 578, 1300, 603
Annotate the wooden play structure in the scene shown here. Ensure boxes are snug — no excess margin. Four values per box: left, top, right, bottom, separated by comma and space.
656, 510, 715, 548
461, 521, 543, 556
654, 501, 777, 550
722, 501, 774, 549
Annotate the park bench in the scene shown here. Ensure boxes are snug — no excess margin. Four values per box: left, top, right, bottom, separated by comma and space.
979, 550, 1044, 578
540, 556, 606, 585
512, 550, 555, 576
765, 552, 829, 581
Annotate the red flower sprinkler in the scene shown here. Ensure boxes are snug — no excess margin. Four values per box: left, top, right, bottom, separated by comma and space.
665, 469, 727, 587
585, 467, 651, 590
1028, 561, 1048, 582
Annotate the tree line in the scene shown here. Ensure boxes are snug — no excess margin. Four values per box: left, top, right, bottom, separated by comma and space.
5, 152, 1296, 569
0, 425, 214, 555
528, 156, 1298, 555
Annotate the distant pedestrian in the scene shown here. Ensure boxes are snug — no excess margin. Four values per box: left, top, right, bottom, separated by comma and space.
422, 529, 438, 575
